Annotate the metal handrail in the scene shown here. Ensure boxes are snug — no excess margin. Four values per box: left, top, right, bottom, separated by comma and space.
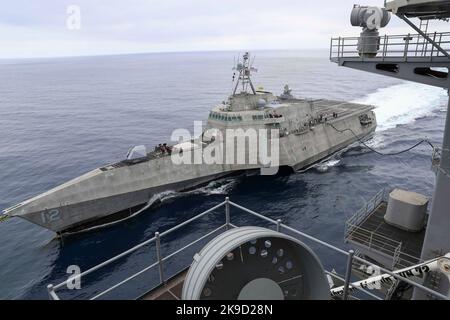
346, 189, 385, 229
345, 189, 403, 268
345, 223, 403, 269
346, 225, 402, 250
90, 225, 226, 300
330, 31, 450, 61
47, 197, 449, 300
344, 188, 427, 270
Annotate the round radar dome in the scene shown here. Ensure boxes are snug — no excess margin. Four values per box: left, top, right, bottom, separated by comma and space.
257, 98, 267, 108
182, 227, 330, 300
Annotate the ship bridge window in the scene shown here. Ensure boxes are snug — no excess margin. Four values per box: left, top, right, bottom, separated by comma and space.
210, 112, 221, 120
252, 115, 264, 121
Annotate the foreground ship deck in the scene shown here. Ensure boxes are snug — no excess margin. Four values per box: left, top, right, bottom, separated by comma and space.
46, 199, 449, 301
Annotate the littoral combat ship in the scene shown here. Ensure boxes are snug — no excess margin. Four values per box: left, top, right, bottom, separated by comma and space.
2, 53, 376, 234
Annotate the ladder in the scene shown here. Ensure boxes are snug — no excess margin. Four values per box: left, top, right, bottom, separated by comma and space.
415, 19, 430, 56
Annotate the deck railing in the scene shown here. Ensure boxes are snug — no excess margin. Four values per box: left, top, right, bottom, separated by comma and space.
47, 198, 448, 301
344, 189, 426, 270
330, 32, 450, 62
346, 189, 386, 234
345, 222, 402, 269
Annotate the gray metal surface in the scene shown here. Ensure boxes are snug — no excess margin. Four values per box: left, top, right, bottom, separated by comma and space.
418, 95, 450, 298
330, 31, 450, 88
331, 3, 450, 299
384, 189, 428, 232
345, 198, 425, 269
385, 0, 450, 19
181, 227, 330, 300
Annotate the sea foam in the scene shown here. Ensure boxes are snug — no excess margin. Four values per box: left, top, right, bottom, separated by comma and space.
353, 82, 447, 131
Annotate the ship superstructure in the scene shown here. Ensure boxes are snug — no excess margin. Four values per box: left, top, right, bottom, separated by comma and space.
331, 0, 450, 299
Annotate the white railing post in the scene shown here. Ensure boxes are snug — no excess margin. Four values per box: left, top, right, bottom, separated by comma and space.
330, 38, 333, 60
404, 33, 410, 61
155, 232, 164, 284
392, 242, 402, 269
225, 197, 230, 230
338, 37, 342, 58
276, 219, 282, 233
431, 32, 437, 61
47, 284, 60, 300
343, 250, 355, 300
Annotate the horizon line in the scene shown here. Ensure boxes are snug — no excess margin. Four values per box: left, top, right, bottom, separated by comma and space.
0, 47, 330, 62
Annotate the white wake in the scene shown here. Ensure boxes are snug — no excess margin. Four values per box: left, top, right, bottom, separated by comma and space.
353, 82, 447, 131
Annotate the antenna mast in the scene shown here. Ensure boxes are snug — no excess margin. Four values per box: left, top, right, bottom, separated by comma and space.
232, 52, 257, 95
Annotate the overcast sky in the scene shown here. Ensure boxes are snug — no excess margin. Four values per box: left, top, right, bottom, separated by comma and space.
0, 0, 447, 59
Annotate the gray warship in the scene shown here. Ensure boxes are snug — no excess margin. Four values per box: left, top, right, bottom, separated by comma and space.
44, 0, 450, 301
2, 53, 376, 234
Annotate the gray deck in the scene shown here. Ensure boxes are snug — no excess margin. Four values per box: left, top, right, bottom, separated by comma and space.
347, 202, 425, 268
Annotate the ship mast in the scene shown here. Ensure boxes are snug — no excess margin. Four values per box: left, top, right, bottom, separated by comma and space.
232, 52, 257, 95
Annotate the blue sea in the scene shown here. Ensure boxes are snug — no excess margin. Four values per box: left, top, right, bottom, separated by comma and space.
0, 50, 447, 299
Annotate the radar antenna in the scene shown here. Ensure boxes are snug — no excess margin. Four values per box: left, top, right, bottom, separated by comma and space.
232, 52, 257, 95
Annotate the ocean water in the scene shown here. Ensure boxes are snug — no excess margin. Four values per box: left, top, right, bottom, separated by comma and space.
0, 50, 447, 299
